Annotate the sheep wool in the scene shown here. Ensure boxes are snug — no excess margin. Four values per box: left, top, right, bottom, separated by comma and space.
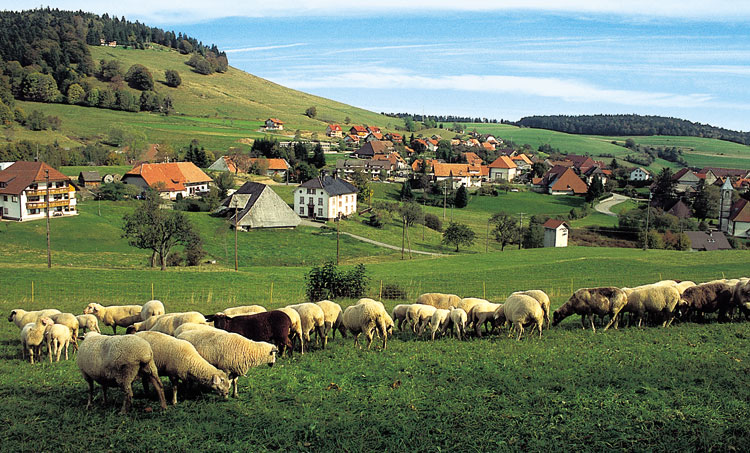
391, 304, 410, 331
44, 322, 74, 362
449, 308, 468, 340
286, 303, 327, 349
511, 290, 551, 329
48, 313, 79, 348
622, 284, 682, 327
342, 299, 391, 350
82, 303, 142, 335
315, 300, 346, 340
416, 293, 462, 309
20, 317, 54, 364
498, 294, 544, 340
277, 307, 304, 355
405, 304, 437, 334
468, 302, 503, 337
172, 323, 217, 338
141, 300, 166, 321
8, 308, 62, 329
147, 312, 207, 336
220, 305, 267, 317
76, 314, 101, 334
429, 309, 451, 341
552, 287, 628, 332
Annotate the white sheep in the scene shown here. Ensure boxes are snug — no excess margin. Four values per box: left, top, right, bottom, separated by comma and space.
8, 308, 61, 329
219, 305, 267, 317
76, 332, 167, 414
146, 312, 207, 336
134, 331, 231, 404
552, 287, 628, 332
316, 300, 345, 340
468, 302, 503, 337
342, 299, 391, 349
456, 297, 489, 330
405, 304, 437, 334
177, 329, 278, 398
391, 304, 410, 331
47, 313, 79, 349
127, 314, 165, 333
448, 307, 468, 340
495, 294, 545, 340
172, 323, 217, 338
44, 320, 74, 362
82, 303, 142, 335
141, 300, 165, 320
20, 317, 54, 364
277, 307, 304, 355
428, 308, 451, 341
76, 314, 101, 335
286, 303, 327, 349
511, 290, 550, 329
621, 284, 682, 327
416, 293, 462, 309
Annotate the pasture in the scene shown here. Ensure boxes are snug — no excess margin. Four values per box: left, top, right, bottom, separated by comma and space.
1, 247, 750, 451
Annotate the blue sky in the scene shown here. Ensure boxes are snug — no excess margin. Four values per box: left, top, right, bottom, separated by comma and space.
9, 2, 750, 130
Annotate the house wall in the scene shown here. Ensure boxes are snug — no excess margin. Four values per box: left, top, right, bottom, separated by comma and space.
294, 187, 357, 220
544, 226, 568, 247
489, 167, 517, 182
730, 220, 750, 238
1, 181, 77, 221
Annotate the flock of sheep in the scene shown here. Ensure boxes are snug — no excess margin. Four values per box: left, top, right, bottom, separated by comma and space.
6, 276, 750, 414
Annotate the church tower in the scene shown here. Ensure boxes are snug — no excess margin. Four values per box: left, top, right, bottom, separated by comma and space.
719, 178, 734, 233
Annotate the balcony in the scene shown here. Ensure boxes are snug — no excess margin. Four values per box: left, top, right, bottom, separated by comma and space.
26, 187, 70, 197
26, 199, 72, 209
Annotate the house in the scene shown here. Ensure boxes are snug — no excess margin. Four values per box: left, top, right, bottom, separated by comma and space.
208, 156, 239, 173
265, 118, 284, 130
325, 124, 343, 138
566, 155, 596, 174
727, 198, 750, 238
700, 167, 750, 186
248, 158, 290, 178
349, 126, 368, 137
365, 132, 384, 143
483, 135, 498, 144
216, 182, 300, 230
534, 165, 588, 195
0, 162, 14, 171
666, 200, 692, 219
387, 132, 403, 143
481, 141, 495, 152
336, 159, 390, 180
344, 134, 361, 147
294, 176, 358, 220
582, 166, 609, 186
543, 219, 570, 247
462, 152, 483, 166
465, 138, 481, 148
411, 158, 437, 174
684, 230, 732, 251
432, 163, 482, 189
352, 141, 392, 159
78, 171, 102, 188
122, 162, 212, 200
510, 154, 533, 171
630, 167, 652, 181
487, 156, 518, 182
373, 152, 408, 172
367, 126, 381, 134
672, 168, 701, 193
425, 139, 438, 153
0, 161, 77, 221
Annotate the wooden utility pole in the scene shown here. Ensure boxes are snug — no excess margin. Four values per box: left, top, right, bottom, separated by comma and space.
644, 191, 652, 250
518, 212, 525, 250
443, 180, 447, 221
486, 218, 491, 253
401, 217, 405, 260
234, 205, 239, 271
45, 169, 51, 268
336, 215, 340, 265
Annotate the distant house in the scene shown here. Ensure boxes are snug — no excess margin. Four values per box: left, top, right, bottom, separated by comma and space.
672, 168, 701, 193
367, 126, 381, 134
387, 132, 403, 143
510, 154, 533, 171
265, 118, 284, 130
78, 171, 102, 188
217, 182, 300, 230
481, 141, 495, 152
248, 158, 290, 178
534, 165, 588, 195
432, 163, 482, 189
727, 198, 750, 238
700, 167, 750, 186
462, 152, 483, 166
208, 156, 239, 173
684, 230, 732, 251
487, 156, 518, 182
349, 126, 368, 137
326, 124, 343, 138
0, 161, 77, 221
365, 132, 384, 143
344, 135, 361, 146
122, 162, 212, 200
336, 159, 390, 180
630, 167, 652, 181
294, 176, 358, 220
352, 141, 392, 159
543, 219, 570, 247
425, 139, 438, 153
666, 200, 692, 219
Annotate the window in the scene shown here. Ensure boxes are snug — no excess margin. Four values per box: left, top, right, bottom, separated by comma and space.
318, 198, 323, 205
308, 197, 314, 205
299, 206, 305, 215
307, 188, 315, 194
12, 196, 17, 202
318, 208, 323, 216
299, 197, 304, 204
2, 207, 7, 215
3, 196, 7, 201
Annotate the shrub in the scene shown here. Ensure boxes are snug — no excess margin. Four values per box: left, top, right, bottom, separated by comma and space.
424, 213, 442, 232
166, 251, 184, 267
381, 283, 407, 300
478, 185, 497, 196
305, 262, 369, 301
165, 69, 182, 88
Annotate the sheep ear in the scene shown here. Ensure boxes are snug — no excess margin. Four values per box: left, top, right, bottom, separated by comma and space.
212, 375, 221, 386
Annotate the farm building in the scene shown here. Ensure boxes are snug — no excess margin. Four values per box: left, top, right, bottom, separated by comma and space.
77, 171, 101, 188
630, 167, 652, 181
248, 158, 290, 178
684, 231, 732, 251
533, 166, 588, 195
432, 163, 482, 189
265, 118, 284, 130
122, 162, 212, 200
294, 175, 357, 220
352, 141, 393, 159
217, 182, 300, 230
727, 198, 750, 238
0, 161, 77, 221
326, 124, 343, 138
208, 156, 239, 173
672, 168, 701, 193
487, 156, 518, 182
349, 126, 368, 137
543, 219, 570, 247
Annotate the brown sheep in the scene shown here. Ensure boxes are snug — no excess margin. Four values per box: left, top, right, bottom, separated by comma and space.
682, 282, 735, 322
552, 287, 627, 332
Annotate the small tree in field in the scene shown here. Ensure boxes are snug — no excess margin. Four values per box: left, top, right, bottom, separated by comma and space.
305, 106, 317, 118
165, 69, 182, 88
442, 222, 476, 251
454, 185, 468, 208
490, 212, 518, 251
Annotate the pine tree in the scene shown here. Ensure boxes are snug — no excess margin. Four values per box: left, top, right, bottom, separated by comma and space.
399, 182, 413, 201
455, 185, 468, 208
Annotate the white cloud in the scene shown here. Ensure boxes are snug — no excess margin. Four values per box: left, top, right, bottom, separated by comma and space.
224, 43, 307, 53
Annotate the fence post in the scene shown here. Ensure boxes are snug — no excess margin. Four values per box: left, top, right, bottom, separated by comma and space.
483, 281, 486, 300
379, 280, 383, 301
270, 282, 274, 305
31, 281, 34, 304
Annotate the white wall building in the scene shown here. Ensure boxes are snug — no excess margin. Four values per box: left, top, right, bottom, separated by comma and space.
0, 161, 77, 221
629, 167, 651, 181
294, 176, 358, 220
543, 219, 570, 247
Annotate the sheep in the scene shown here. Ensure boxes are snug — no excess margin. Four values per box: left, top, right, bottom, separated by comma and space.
82, 303, 142, 335
133, 331, 231, 404
457, 297, 489, 329
468, 302, 503, 337
733, 279, 750, 319
208, 311, 293, 357
428, 309, 451, 341
177, 328, 278, 398
342, 299, 391, 349
141, 300, 165, 321
172, 322, 217, 338
495, 294, 545, 340
76, 332, 167, 414
416, 293, 462, 309
552, 287, 628, 332
286, 303, 327, 349
144, 312, 206, 336
316, 300, 346, 340
8, 308, 61, 329
47, 313, 79, 349
620, 284, 683, 327
681, 282, 735, 322
511, 290, 550, 329
20, 317, 54, 364
127, 314, 165, 333
448, 307, 468, 340
277, 307, 304, 355
43, 320, 74, 362
391, 304, 410, 331
76, 314, 100, 335
219, 305, 267, 317
405, 304, 437, 334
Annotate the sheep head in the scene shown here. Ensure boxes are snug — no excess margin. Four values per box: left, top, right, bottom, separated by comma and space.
267, 346, 279, 367
125, 326, 137, 334
39, 316, 54, 327
83, 303, 101, 315
7, 310, 17, 322
210, 373, 231, 399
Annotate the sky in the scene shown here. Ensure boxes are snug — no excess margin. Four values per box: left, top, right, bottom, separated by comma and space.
7, 2, 750, 130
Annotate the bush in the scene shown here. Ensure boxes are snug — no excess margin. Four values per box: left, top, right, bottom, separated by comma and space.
424, 213, 442, 232
165, 69, 182, 87
381, 283, 407, 300
166, 251, 184, 267
305, 262, 369, 301
478, 185, 498, 196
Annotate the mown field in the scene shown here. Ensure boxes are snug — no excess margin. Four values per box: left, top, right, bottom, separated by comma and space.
1, 247, 750, 451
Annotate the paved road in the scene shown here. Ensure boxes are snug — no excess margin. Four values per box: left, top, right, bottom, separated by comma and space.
594, 193, 630, 217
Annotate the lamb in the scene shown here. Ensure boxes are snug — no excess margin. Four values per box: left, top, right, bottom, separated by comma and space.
620, 284, 683, 327
511, 290, 550, 329
287, 303, 327, 349
144, 312, 206, 336
416, 293, 462, 309
316, 300, 346, 340
342, 299, 391, 349
495, 294, 544, 340
552, 287, 627, 332
406, 304, 437, 335
76, 332, 167, 414
20, 317, 54, 364
43, 319, 74, 362
468, 302, 502, 337
208, 311, 293, 357
134, 331, 231, 404
428, 308, 451, 341
391, 304, 410, 331
76, 314, 100, 335
448, 307, 468, 340
219, 305, 267, 317
47, 313, 79, 349
177, 328, 278, 398
8, 308, 61, 329
681, 282, 735, 322
82, 303, 142, 334
140, 300, 165, 320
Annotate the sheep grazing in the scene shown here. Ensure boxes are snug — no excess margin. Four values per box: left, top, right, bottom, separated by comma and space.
82, 303, 142, 335
43, 319, 74, 363
342, 299, 391, 350
276, 307, 304, 355
140, 300, 165, 321
8, 308, 61, 329
127, 314, 164, 333
391, 304, 410, 331
734, 279, 750, 319
468, 302, 503, 337
316, 300, 346, 340
172, 323, 216, 338
145, 312, 207, 336
47, 313, 79, 349
416, 293, 462, 309
209, 311, 293, 357
76, 314, 100, 335
219, 305, 267, 317
457, 297, 489, 330
449, 308, 468, 340
20, 317, 55, 364
681, 282, 735, 322
552, 287, 627, 332
76, 332, 167, 414
177, 329, 278, 398
406, 304, 437, 335
134, 331, 231, 404
621, 284, 683, 327
496, 294, 545, 340
287, 303, 327, 349
511, 290, 550, 329
428, 309, 451, 341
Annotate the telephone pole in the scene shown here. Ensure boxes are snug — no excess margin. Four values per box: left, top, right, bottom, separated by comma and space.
336, 214, 341, 265
45, 169, 51, 268
518, 212, 525, 250
644, 191, 652, 250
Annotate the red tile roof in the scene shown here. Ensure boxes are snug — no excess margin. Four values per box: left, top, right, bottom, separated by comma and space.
124, 162, 212, 192
328, 124, 342, 131
548, 168, 587, 194
543, 219, 569, 229
463, 152, 483, 166
267, 118, 284, 124
510, 154, 533, 165
488, 156, 517, 169
730, 198, 750, 223
249, 158, 289, 171
0, 161, 70, 195
433, 163, 482, 178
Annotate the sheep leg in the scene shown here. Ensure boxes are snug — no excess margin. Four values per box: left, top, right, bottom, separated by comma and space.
62, 340, 69, 361
85, 377, 95, 409
353, 332, 361, 349
232, 377, 239, 398
537, 322, 542, 339
365, 330, 374, 349
515, 322, 523, 341
47, 340, 53, 363
589, 316, 597, 333
101, 384, 108, 406
581, 315, 587, 330
119, 382, 133, 414
318, 325, 328, 349
169, 377, 179, 405
112, 325, 117, 335
603, 312, 619, 331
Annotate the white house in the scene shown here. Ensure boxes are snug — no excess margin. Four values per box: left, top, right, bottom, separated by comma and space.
487, 156, 518, 182
326, 124, 343, 138
294, 176, 358, 220
265, 118, 284, 130
432, 163, 482, 189
217, 182, 300, 229
629, 167, 651, 181
122, 162, 212, 200
0, 161, 77, 221
543, 219, 570, 247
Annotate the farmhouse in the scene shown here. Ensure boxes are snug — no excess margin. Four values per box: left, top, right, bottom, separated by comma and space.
510, 154, 533, 171
248, 158, 290, 178
684, 230, 732, 251
265, 118, 284, 130
217, 182, 300, 230
344, 135, 361, 146
432, 163, 482, 189
700, 167, 750, 185
294, 176, 357, 220
326, 124, 343, 138
122, 162, 212, 200
78, 171, 101, 188
365, 132, 384, 142
352, 141, 392, 159
727, 198, 750, 238
208, 156, 239, 173
534, 165, 588, 195
349, 126, 368, 137
672, 168, 701, 193
630, 167, 652, 181
462, 152, 483, 166
0, 161, 77, 221
487, 156, 518, 182
335, 159, 390, 180
543, 219, 569, 247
